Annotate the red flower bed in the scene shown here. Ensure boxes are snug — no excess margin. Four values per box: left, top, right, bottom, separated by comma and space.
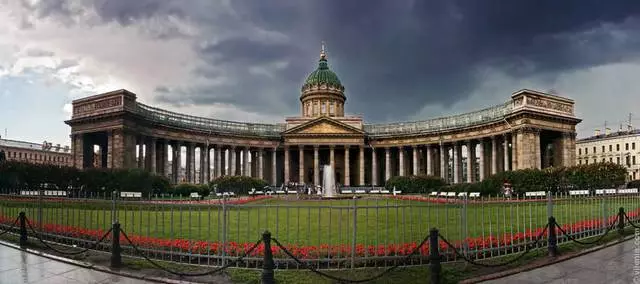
1, 208, 637, 260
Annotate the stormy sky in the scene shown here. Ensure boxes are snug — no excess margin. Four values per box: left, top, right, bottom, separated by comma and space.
1, 0, 640, 145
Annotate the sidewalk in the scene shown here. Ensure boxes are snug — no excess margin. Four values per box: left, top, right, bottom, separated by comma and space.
482, 238, 637, 284
0, 243, 157, 284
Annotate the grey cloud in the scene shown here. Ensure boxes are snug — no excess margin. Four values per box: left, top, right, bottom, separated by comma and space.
25, 48, 54, 57
19, 0, 640, 122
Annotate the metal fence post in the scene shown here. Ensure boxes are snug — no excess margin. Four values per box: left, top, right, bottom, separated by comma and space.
547, 216, 558, 257
351, 196, 357, 269
38, 188, 43, 231
19, 211, 27, 247
618, 207, 625, 236
261, 231, 275, 284
429, 228, 441, 284
111, 221, 122, 268
222, 195, 227, 267
546, 191, 553, 220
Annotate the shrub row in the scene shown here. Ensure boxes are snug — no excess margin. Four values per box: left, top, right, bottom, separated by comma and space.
0, 161, 172, 195
384, 162, 628, 195
209, 175, 269, 195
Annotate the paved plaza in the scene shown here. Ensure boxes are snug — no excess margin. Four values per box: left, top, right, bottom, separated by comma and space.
0, 243, 161, 284
483, 238, 639, 284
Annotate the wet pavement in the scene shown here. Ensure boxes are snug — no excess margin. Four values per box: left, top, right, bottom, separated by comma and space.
0, 243, 157, 284
483, 238, 639, 284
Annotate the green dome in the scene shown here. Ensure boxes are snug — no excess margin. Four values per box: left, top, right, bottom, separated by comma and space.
302, 56, 343, 90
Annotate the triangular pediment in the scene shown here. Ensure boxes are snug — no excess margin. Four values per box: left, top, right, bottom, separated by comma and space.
284, 117, 364, 135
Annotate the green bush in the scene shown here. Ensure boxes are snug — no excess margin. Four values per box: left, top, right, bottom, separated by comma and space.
0, 161, 172, 196
210, 176, 268, 195
627, 180, 640, 189
384, 175, 447, 193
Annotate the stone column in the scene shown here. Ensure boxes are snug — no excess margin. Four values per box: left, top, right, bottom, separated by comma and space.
466, 140, 474, 183
478, 139, 485, 181
314, 146, 320, 186
271, 148, 277, 186
174, 142, 182, 183
149, 138, 157, 174
503, 134, 510, 171
491, 136, 498, 175
230, 147, 237, 176
299, 146, 305, 183
137, 136, 144, 169
243, 147, 250, 177
426, 144, 433, 176
372, 148, 378, 186
344, 146, 350, 186
534, 129, 542, 169
359, 146, 365, 186
385, 147, 391, 182
258, 148, 264, 180
329, 146, 335, 170
107, 131, 114, 169
562, 132, 576, 167
190, 143, 197, 182
412, 146, 419, 176
453, 142, 461, 184
215, 147, 222, 178
440, 143, 447, 181
399, 147, 405, 176
284, 146, 290, 183
200, 146, 206, 183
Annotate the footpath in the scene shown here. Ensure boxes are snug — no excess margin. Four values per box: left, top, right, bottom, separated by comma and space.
483, 238, 638, 284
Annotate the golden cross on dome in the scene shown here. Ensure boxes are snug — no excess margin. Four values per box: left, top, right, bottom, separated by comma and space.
320, 41, 327, 59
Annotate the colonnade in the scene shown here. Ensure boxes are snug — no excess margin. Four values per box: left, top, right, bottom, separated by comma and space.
74, 128, 575, 186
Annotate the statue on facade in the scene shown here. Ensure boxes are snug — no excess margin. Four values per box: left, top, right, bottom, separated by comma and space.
0, 149, 5, 163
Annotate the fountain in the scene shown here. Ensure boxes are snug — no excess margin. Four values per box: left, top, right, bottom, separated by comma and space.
321, 165, 337, 198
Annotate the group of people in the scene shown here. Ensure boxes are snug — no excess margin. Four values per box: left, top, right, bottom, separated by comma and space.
0, 149, 6, 163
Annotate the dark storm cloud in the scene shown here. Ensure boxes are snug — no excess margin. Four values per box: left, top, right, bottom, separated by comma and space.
21, 0, 640, 121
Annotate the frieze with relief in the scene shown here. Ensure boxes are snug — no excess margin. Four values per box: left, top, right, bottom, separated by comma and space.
74, 97, 123, 115
526, 98, 573, 114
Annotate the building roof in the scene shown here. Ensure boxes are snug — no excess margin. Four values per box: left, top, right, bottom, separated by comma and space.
577, 129, 640, 143
0, 138, 71, 153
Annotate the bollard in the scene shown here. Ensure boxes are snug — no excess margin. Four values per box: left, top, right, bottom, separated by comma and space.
110, 222, 122, 268
618, 207, 625, 236
429, 228, 441, 284
19, 212, 27, 247
547, 216, 558, 257
261, 231, 275, 284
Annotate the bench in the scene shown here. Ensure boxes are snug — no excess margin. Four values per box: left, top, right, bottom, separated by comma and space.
618, 188, 639, 194
446, 192, 456, 197
190, 192, 202, 200
457, 192, 468, 197
44, 190, 67, 197
525, 191, 546, 197
369, 189, 381, 194
392, 190, 402, 195
429, 192, 439, 196
469, 192, 481, 198
569, 190, 590, 196
354, 189, 367, 194
120, 192, 142, 199
341, 189, 353, 194
275, 190, 286, 194
438, 192, 448, 197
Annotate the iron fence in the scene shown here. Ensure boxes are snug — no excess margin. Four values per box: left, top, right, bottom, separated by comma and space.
0, 188, 638, 270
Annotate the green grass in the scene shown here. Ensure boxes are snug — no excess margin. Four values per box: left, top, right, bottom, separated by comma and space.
0, 196, 637, 246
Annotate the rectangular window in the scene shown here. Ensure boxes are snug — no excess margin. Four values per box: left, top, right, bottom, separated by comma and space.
626, 143, 629, 150
626, 156, 630, 166
633, 156, 636, 165
633, 142, 636, 150
321, 102, 326, 114
586, 159, 589, 165
617, 157, 620, 164
579, 148, 582, 155
602, 158, 606, 163
594, 158, 597, 164
602, 145, 605, 152
609, 145, 613, 151
578, 160, 582, 165
593, 146, 596, 153
610, 157, 613, 162
617, 144, 620, 151
585, 148, 588, 154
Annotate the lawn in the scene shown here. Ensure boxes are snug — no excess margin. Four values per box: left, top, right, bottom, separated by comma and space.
0, 195, 637, 248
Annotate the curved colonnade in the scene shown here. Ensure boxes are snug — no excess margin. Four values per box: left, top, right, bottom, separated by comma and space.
66, 88, 580, 186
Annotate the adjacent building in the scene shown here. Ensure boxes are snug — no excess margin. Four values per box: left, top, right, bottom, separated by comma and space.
576, 127, 640, 181
65, 46, 581, 186
0, 137, 72, 167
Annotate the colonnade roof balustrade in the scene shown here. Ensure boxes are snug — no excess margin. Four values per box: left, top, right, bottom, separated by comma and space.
134, 100, 516, 138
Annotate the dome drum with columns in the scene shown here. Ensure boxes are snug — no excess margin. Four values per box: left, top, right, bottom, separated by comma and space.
65, 44, 582, 187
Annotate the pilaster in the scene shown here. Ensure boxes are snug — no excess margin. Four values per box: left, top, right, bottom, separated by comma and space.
314, 146, 320, 186
299, 146, 305, 183
371, 148, 378, 185
284, 146, 290, 183
344, 146, 350, 186
466, 140, 474, 183
359, 146, 365, 186
426, 144, 433, 176
385, 147, 391, 182
412, 146, 419, 176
